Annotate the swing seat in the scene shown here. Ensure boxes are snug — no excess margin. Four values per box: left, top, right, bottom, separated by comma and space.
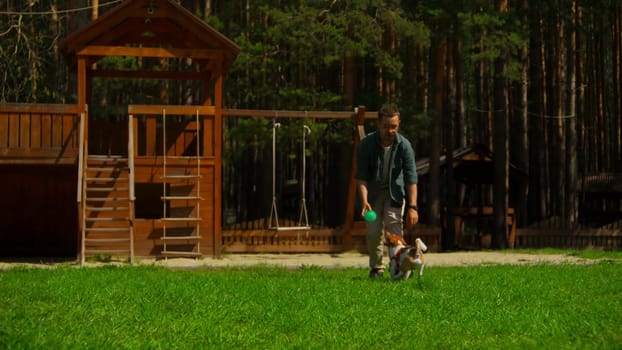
270, 225, 311, 231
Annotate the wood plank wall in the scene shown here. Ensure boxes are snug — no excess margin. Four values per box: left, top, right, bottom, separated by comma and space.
0, 104, 81, 163
0, 164, 78, 257
130, 158, 216, 256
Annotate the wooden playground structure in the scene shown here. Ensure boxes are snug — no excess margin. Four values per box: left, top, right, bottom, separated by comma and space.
0, 0, 442, 262
2, 0, 618, 262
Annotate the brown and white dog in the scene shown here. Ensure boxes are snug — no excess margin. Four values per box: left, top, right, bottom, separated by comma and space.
384, 232, 427, 281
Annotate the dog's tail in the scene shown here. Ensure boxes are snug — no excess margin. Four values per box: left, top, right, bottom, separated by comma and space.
415, 238, 427, 252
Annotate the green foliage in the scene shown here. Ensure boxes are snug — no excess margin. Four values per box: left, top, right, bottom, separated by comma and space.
400, 111, 433, 143
222, 0, 425, 110
458, 7, 528, 81
1, 1, 619, 181
224, 116, 345, 166
223, 117, 271, 165
0, 263, 620, 348
0, 6, 68, 102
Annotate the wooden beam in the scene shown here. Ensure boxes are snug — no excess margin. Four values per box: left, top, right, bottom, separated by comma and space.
0, 103, 82, 114
78, 46, 224, 60
127, 105, 215, 116
89, 69, 209, 80
77, 57, 87, 110
222, 108, 377, 120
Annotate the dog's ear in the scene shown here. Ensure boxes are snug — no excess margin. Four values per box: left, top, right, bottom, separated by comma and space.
383, 231, 393, 245
385, 232, 406, 246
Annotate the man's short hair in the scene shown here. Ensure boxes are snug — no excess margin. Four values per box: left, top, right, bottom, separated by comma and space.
378, 105, 400, 120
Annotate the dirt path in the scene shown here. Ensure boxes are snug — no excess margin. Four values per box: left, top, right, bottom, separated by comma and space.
0, 251, 602, 270
145, 251, 596, 270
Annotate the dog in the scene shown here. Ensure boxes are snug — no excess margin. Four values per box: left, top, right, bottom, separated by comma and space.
384, 232, 427, 281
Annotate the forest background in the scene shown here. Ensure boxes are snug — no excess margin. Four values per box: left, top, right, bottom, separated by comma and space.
1, 0, 621, 249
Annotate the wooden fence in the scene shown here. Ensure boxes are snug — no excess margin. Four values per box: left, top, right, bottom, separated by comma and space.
221, 222, 442, 253
516, 229, 622, 250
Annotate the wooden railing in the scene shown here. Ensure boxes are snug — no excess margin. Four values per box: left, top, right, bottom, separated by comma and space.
0, 103, 83, 164
128, 114, 135, 200
128, 113, 136, 262
77, 111, 86, 203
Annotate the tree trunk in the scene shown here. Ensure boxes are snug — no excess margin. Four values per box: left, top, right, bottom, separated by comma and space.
565, 1, 579, 228
511, 0, 529, 228
92, 0, 99, 20
534, 6, 550, 221
205, 0, 212, 19
612, 2, 622, 172
492, 0, 509, 249
475, 35, 492, 148
429, 35, 447, 239
445, 34, 457, 248
551, 5, 568, 226
343, 48, 355, 108
28, 2, 40, 101
384, 23, 397, 101
595, 14, 606, 170
454, 37, 466, 148
576, 4, 587, 226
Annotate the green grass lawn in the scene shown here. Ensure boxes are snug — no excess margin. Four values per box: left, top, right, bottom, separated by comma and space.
1, 260, 621, 349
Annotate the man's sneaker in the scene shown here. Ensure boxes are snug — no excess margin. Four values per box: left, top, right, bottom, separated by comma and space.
369, 268, 384, 279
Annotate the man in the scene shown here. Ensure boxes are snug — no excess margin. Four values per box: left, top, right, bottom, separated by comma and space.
355, 105, 419, 278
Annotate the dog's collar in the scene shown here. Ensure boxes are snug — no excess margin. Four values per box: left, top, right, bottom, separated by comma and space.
391, 246, 409, 261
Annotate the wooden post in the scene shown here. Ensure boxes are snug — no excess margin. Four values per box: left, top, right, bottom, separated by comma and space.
342, 106, 367, 250
77, 56, 88, 262
212, 57, 223, 257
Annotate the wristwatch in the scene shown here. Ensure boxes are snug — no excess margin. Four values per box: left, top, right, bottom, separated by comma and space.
407, 204, 418, 211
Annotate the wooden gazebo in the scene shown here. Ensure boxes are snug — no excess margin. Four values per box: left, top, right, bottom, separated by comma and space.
416, 144, 527, 248
0, 0, 239, 261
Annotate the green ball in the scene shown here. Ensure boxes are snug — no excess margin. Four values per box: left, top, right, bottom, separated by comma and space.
364, 210, 377, 222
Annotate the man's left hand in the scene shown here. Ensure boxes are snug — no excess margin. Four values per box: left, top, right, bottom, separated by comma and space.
405, 208, 419, 228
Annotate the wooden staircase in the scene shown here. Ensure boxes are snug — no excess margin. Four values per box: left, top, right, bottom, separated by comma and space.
81, 155, 134, 264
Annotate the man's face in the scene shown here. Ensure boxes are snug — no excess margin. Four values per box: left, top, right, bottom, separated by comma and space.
377, 114, 400, 145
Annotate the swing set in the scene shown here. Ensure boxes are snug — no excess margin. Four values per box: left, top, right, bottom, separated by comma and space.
268, 119, 312, 232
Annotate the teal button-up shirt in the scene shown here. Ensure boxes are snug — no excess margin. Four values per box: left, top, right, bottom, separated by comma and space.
355, 131, 418, 207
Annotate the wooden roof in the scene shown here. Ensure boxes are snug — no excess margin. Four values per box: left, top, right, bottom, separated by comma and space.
59, 0, 240, 72
417, 144, 527, 184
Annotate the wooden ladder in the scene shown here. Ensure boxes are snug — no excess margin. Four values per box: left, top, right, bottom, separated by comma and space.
160, 109, 202, 258
81, 155, 134, 264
